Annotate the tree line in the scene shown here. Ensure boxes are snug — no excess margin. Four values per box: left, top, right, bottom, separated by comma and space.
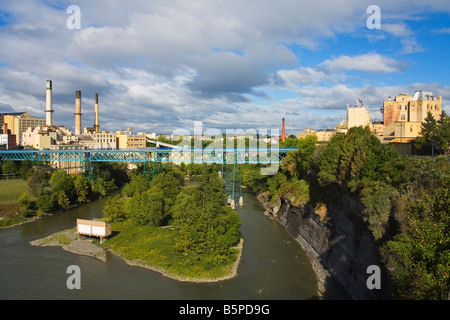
16, 162, 128, 217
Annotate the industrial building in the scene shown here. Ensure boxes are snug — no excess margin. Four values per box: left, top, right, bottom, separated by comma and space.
2, 112, 46, 145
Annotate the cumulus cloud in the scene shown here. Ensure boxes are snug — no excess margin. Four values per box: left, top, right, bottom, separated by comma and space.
321, 53, 409, 73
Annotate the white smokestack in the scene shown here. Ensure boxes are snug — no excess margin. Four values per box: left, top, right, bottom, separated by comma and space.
45, 80, 53, 126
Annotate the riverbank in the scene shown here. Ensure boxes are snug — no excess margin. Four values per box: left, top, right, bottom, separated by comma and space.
30, 226, 243, 283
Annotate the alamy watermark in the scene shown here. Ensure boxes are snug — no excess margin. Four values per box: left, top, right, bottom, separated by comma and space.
366, 265, 381, 290
66, 265, 81, 289
171, 121, 280, 176
367, 5, 381, 30
66, 5, 81, 30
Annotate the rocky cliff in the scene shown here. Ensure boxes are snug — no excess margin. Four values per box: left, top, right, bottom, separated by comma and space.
257, 190, 392, 300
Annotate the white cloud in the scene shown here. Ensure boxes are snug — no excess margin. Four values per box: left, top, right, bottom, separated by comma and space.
321, 53, 409, 74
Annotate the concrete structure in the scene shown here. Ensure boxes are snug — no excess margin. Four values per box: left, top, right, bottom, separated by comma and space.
2, 112, 46, 145
383, 91, 442, 127
383, 121, 423, 143
297, 128, 336, 142
347, 100, 371, 129
74, 90, 82, 135
94, 93, 99, 133
22, 126, 58, 149
45, 80, 54, 126
116, 132, 146, 149
77, 219, 111, 244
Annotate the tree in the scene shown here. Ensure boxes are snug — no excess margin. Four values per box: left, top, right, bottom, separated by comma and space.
19, 160, 33, 179
36, 192, 59, 213
121, 173, 150, 197
2, 160, 18, 178
92, 177, 116, 197
73, 174, 90, 203
58, 190, 71, 210
50, 170, 76, 203
414, 111, 438, 154
436, 110, 450, 154
103, 194, 126, 222
172, 173, 241, 258
317, 126, 394, 189
18, 190, 35, 212
26, 167, 51, 197
381, 162, 450, 299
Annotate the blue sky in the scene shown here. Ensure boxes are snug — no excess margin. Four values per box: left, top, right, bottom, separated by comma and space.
0, 0, 449, 135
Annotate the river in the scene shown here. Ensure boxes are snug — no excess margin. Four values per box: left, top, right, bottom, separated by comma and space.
0, 189, 318, 300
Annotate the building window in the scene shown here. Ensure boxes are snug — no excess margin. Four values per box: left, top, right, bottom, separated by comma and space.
401, 115, 406, 121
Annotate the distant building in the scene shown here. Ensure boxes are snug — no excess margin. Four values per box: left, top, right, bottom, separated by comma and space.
116, 131, 146, 149
297, 128, 336, 142
383, 91, 442, 127
335, 99, 371, 134
22, 126, 116, 149
0, 123, 16, 149
382, 91, 442, 146
2, 112, 46, 145
347, 100, 371, 129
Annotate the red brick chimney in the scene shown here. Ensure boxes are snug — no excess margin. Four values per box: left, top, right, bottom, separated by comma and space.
282, 118, 286, 142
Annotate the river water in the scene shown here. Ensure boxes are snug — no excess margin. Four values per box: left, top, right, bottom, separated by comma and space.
0, 190, 318, 300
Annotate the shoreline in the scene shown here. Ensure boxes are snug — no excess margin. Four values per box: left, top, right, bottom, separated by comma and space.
30, 229, 244, 284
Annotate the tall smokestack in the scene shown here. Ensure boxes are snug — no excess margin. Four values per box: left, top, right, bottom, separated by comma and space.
282, 118, 286, 142
94, 93, 99, 133
45, 80, 54, 126
75, 90, 82, 135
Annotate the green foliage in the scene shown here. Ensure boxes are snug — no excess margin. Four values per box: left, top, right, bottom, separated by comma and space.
415, 111, 450, 155
382, 170, 450, 299
272, 177, 310, 206
50, 170, 76, 203
1, 160, 18, 175
18, 190, 35, 211
279, 135, 318, 180
36, 192, 59, 213
241, 164, 267, 192
19, 160, 33, 179
317, 127, 397, 189
414, 112, 438, 154
92, 177, 116, 197
73, 174, 90, 203
360, 181, 397, 241
26, 166, 51, 197
57, 190, 71, 210
103, 194, 126, 222
172, 173, 241, 259
122, 173, 150, 197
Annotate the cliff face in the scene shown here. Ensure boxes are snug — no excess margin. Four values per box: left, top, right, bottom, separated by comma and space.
257, 192, 392, 300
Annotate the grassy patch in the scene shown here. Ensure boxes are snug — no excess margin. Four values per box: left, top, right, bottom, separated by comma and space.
103, 221, 241, 281
0, 179, 27, 205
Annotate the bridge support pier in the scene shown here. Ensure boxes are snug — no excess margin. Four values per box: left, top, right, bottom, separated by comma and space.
221, 160, 242, 210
